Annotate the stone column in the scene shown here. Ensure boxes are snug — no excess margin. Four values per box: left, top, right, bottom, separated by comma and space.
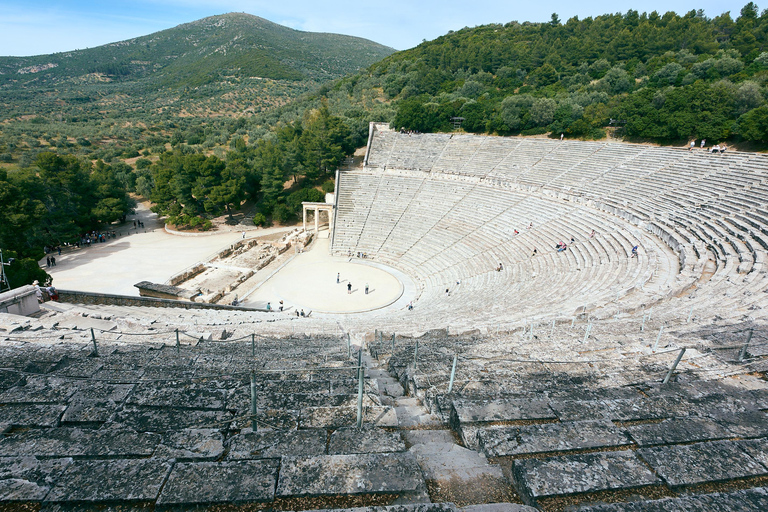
303, 206, 307, 232
314, 207, 319, 233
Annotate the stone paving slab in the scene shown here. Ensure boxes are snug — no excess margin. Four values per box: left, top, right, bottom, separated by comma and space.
547, 400, 610, 421
572, 486, 768, 511
738, 438, 768, 468
112, 406, 232, 432
0, 404, 66, 428
627, 417, 732, 447
299, 406, 397, 428
450, 398, 555, 426
0, 376, 80, 404
0, 369, 22, 392
638, 440, 768, 487
231, 408, 300, 431
44, 458, 172, 502
153, 428, 224, 460
126, 379, 234, 410
227, 429, 327, 459
0, 456, 72, 501
714, 410, 768, 438
478, 420, 631, 457
156, 459, 279, 505
512, 450, 660, 502
276, 452, 425, 497
329, 426, 406, 455
462, 504, 538, 512
0, 427, 160, 458
53, 359, 104, 378
308, 504, 460, 512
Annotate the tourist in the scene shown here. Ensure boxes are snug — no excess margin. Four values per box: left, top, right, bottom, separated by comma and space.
631, 245, 638, 258
33, 280, 42, 303
347, 282, 352, 294
279, 300, 284, 312
590, 229, 595, 238
46, 256, 51, 267
365, 283, 369, 294
407, 302, 413, 310
337, 272, 340, 284
266, 302, 271, 311
532, 248, 538, 257
300, 309, 305, 317
690, 140, 695, 151
46, 286, 58, 301
296, 310, 300, 317
701, 139, 706, 149
50, 256, 56, 267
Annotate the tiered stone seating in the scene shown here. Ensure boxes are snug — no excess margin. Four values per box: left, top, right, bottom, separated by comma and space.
366, 323, 768, 510
332, 125, 768, 331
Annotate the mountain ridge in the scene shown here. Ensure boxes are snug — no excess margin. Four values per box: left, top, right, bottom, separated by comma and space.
0, 12, 394, 88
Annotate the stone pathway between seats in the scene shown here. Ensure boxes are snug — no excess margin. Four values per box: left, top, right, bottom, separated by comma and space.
366, 353, 521, 506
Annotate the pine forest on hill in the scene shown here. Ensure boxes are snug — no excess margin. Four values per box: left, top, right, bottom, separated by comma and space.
2, 5, 768, 288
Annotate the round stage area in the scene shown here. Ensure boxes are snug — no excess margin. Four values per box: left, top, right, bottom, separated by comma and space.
242, 237, 405, 314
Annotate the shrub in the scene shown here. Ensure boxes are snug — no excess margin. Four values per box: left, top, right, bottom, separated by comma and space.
253, 213, 268, 226
321, 180, 335, 193
272, 204, 293, 224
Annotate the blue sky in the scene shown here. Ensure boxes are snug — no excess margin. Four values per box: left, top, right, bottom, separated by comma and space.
0, 1, 751, 56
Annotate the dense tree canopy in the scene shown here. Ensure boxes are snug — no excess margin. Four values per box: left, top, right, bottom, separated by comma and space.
0, 154, 134, 286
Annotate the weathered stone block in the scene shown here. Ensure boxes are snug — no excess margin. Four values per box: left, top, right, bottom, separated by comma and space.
0, 404, 65, 428
638, 440, 768, 487
633, 411, 731, 443
329, 426, 406, 455
154, 428, 224, 460
478, 420, 631, 457
127, 379, 234, 410
112, 406, 232, 432
0, 427, 160, 458
44, 458, 172, 502
299, 406, 397, 428
513, 450, 659, 502
451, 398, 555, 427
276, 452, 425, 497
156, 459, 278, 505
227, 429, 327, 459
0, 456, 72, 501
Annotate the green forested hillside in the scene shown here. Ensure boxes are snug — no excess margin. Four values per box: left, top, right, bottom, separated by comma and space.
287, 3, 768, 144
0, 13, 393, 166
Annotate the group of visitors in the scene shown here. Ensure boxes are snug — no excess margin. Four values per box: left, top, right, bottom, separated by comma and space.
690, 139, 728, 153
32, 280, 58, 303
45, 256, 57, 267
81, 231, 117, 246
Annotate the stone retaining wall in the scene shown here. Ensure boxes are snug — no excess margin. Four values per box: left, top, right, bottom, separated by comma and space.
58, 289, 266, 312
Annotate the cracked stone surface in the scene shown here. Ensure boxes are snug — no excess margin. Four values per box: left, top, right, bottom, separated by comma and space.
44, 458, 172, 502
157, 459, 279, 505
329, 426, 406, 455
227, 429, 327, 459
571, 486, 768, 511
0, 457, 72, 501
276, 452, 425, 497
153, 428, 225, 460
0, 404, 66, 428
0, 427, 160, 458
638, 440, 768, 487
478, 419, 631, 457
627, 417, 732, 447
513, 450, 660, 501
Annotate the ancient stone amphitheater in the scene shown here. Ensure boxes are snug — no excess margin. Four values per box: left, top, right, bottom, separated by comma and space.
2, 123, 768, 511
